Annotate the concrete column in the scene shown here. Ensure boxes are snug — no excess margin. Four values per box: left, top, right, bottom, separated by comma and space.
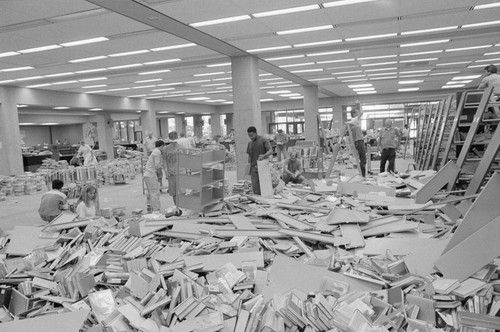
211, 113, 222, 137
159, 118, 169, 139
332, 97, 345, 132
140, 101, 157, 138
0, 87, 23, 175
193, 115, 203, 139
175, 115, 185, 134
303, 85, 320, 142
231, 56, 262, 180
92, 113, 114, 161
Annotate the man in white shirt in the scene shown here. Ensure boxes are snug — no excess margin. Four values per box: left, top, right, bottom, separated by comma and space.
144, 140, 164, 212
77, 141, 96, 166
143, 132, 157, 156
177, 132, 192, 149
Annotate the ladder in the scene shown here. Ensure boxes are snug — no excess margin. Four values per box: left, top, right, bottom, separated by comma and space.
414, 104, 431, 166
420, 101, 443, 170
432, 95, 457, 170
345, 124, 364, 177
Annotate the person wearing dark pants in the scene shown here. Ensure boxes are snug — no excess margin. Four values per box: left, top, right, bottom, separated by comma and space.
378, 119, 400, 173
246, 126, 273, 195
346, 100, 366, 178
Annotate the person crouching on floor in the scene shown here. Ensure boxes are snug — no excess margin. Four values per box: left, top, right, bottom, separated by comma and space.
281, 151, 306, 185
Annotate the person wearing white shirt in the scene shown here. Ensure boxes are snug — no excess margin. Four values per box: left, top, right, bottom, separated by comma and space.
143, 140, 164, 212
77, 141, 96, 166
143, 132, 157, 156
177, 132, 192, 149
76, 184, 97, 219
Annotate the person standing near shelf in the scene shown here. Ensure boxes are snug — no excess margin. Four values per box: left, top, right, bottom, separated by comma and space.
378, 119, 401, 174
143, 132, 157, 156
246, 126, 273, 195
274, 129, 289, 162
76, 184, 98, 219
38, 179, 68, 222
143, 140, 164, 212
77, 140, 96, 166
346, 100, 367, 178
177, 132, 192, 149
163, 131, 182, 216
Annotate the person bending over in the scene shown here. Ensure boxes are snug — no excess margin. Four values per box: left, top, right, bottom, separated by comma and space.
76, 184, 97, 219
38, 179, 68, 222
246, 126, 273, 195
281, 151, 305, 185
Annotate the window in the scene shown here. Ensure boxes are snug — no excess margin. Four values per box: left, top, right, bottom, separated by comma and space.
113, 120, 140, 142
268, 109, 305, 135
185, 116, 194, 136
167, 118, 176, 133
202, 115, 211, 138
220, 114, 227, 136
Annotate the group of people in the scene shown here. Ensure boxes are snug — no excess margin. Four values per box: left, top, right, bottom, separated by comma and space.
39, 180, 98, 222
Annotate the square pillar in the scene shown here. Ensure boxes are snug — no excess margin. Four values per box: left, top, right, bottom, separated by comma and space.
225, 113, 234, 132
175, 115, 185, 134
231, 56, 262, 180
93, 113, 114, 161
0, 87, 23, 175
159, 118, 169, 139
303, 85, 319, 142
140, 101, 158, 138
211, 113, 222, 137
193, 115, 203, 139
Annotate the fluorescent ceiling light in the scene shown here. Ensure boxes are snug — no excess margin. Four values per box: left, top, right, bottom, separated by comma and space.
348, 84, 372, 88
85, 90, 107, 93
152, 87, 176, 91
135, 78, 162, 83
213, 77, 232, 81
367, 72, 397, 76
361, 61, 397, 67
323, 0, 376, 8
16, 76, 44, 81
338, 74, 366, 79
259, 73, 273, 76
474, 2, 500, 9
40, 123, 60, 126
108, 64, 143, 70
1, 66, 34, 72
45, 72, 74, 78
131, 85, 156, 89
0, 80, 14, 83
0, 51, 19, 58
357, 91, 377, 94
16, 104, 28, 108
206, 62, 231, 67
26, 83, 51, 88
190, 15, 251, 27
357, 55, 397, 61
346, 33, 396, 42
401, 39, 450, 47
205, 99, 226, 103
108, 88, 130, 91
277, 84, 300, 88
445, 45, 491, 52
260, 98, 274, 102
18, 45, 61, 54
79, 77, 107, 82
353, 87, 375, 91
69, 55, 108, 63
247, 45, 292, 53
290, 96, 304, 99
399, 87, 420, 92
253, 5, 320, 17
138, 69, 171, 75
184, 80, 210, 84
157, 82, 183, 86
294, 40, 342, 47
75, 68, 107, 74
60, 37, 109, 47
429, 71, 460, 76
291, 68, 323, 73
144, 59, 181, 65
53, 106, 69, 109
399, 80, 424, 84
364, 67, 397, 72
400, 50, 443, 57
307, 50, 349, 57
436, 61, 471, 66
268, 90, 291, 94
399, 74, 427, 78
277, 25, 333, 35
193, 72, 225, 77
82, 84, 107, 89
265, 55, 304, 61
317, 58, 355, 64
446, 80, 472, 84
402, 26, 457, 35
442, 85, 465, 89
399, 58, 438, 63
485, 51, 500, 56
478, 55, 499, 65
369, 76, 397, 80
109, 50, 150, 57
280, 93, 302, 97
399, 69, 431, 74
452, 75, 481, 80
186, 97, 210, 100
89, 108, 103, 111
332, 70, 362, 75
151, 43, 196, 51
462, 20, 500, 28
52, 80, 78, 85
279, 62, 315, 68
127, 95, 147, 98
